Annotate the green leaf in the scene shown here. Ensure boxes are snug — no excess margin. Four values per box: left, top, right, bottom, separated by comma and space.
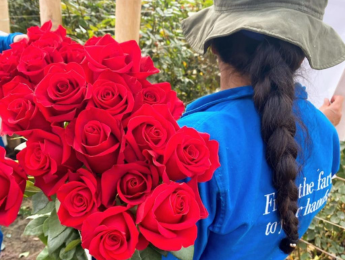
25, 180, 41, 196
23, 216, 47, 236
43, 218, 50, 236
48, 227, 74, 254
38, 234, 48, 246
37, 202, 55, 215
37, 247, 53, 260
65, 238, 81, 252
74, 246, 89, 260
32, 192, 50, 214
337, 211, 345, 220
171, 246, 194, 260
301, 252, 311, 260
55, 199, 61, 213
130, 250, 142, 260
150, 245, 168, 257
48, 209, 67, 239
330, 215, 340, 224
59, 246, 76, 260
140, 246, 162, 260
65, 230, 80, 245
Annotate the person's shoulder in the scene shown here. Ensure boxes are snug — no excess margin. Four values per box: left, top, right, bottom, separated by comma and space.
178, 110, 238, 134
298, 99, 337, 135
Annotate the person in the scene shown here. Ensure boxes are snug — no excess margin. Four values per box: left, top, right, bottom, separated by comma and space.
0, 31, 28, 53
164, 0, 345, 259
320, 96, 344, 126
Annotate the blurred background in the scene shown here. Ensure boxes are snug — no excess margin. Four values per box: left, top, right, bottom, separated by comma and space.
0, 1, 344, 260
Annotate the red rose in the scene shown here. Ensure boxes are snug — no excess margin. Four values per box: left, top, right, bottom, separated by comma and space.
85, 35, 141, 78
87, 71, 134, 119
121, 74, 142, 95
66, 107, 125, 174
17, 45, 49, 84
130, 56, 159, 79
135, 81, 184, 120
17, 128, 80, 176
1, 76, 33, 98
9, 38, 29, 57
136, 182, 201, 251
35, 63, 92, 123
124, 104, 179, 162
0, 147, 27, 226
81, 206, 139, 260
32, 32, 64, 50
31, 33, 64, 64
163, 126, 220, 182
0, 83, 50, 135
0, 50, 19, 87
84, 36, 103, 46
101, 162, 159, 207
60, 43, 86, 64
27, 21, 66, 43
57, 168, 100, 230
17, 128, 80, 196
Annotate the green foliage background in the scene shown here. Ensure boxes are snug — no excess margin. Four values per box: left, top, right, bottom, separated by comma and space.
9, 0, 218, 104
8, 0, 345, 259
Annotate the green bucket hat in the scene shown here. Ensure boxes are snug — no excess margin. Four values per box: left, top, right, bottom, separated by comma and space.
182, 0, 345, 70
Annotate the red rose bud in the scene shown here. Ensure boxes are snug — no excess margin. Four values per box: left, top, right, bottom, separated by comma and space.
35, 63, 92, 123
134, 80, 185, 120
124, 104, 180, 162
130, 56, 160, 79
32, 32, 64, 53
57, 168, 101, 230
163, 126, 220, 183
27, 21, 66, 43
101, 162, 159, 207
81, 206, 139, 260
84, 35, 141, 79
0, 147, 27, 226
66, 107, 125, 174
136, 182, 201, 251
87, 71, 135, 120
59, 43, 86, 64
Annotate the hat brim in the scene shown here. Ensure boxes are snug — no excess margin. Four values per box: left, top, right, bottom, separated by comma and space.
182, 6, 345, 70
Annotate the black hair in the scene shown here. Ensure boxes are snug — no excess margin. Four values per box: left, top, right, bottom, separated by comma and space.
213, 32, 305, 254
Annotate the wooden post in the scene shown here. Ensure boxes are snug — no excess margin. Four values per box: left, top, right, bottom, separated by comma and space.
115, 0, 142, 43
39, 0, 62, 30
0, 0, 10, 33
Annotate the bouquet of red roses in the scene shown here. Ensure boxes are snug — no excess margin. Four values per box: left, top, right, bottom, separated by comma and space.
0, 22, 220, 260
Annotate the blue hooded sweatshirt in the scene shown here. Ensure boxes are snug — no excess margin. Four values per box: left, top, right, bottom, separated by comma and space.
164, 84, 340, 260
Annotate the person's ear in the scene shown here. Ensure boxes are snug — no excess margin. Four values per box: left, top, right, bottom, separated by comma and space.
211, 43, 218, 55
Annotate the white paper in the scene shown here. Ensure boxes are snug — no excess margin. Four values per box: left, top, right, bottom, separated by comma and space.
299, 0, 345, 140
334, 71, 345, 140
